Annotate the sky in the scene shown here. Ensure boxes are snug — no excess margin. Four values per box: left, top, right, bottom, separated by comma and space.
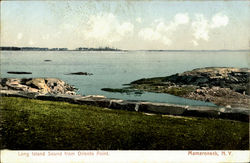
1, 0, 249, 50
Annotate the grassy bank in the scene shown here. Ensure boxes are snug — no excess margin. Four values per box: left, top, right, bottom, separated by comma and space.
0, 97, 249, 150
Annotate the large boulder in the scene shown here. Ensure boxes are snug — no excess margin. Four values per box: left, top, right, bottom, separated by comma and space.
45, 78, 75, 95
26, 78, 50, 94
4, 78, 29, 91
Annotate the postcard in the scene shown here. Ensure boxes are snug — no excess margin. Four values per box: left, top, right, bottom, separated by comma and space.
1, 0, 249, 162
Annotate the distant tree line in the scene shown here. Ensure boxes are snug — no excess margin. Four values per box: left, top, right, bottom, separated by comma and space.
76, 46, 121, 51
0, 47, 67, 51
0, 47, 22, 51
0, 46, 122, 51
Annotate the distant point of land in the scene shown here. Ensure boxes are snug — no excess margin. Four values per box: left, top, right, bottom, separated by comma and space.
0, 46, 122, 51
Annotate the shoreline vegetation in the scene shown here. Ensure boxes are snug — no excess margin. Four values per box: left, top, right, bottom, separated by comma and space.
0, 97, 248, 150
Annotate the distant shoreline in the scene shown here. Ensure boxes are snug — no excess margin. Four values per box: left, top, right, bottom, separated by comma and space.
0, 46, 123, 52
0, 46, 249, 52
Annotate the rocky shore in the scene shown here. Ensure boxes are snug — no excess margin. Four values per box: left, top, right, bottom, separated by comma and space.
130, 67, 250, 108
0, 78, 76, 95
0, 76, 249, 122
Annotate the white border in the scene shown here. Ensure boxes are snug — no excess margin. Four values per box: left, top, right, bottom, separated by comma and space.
1, 150, 250, 163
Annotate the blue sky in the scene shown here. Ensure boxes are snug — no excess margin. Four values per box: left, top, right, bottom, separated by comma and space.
1, 1, 249, 50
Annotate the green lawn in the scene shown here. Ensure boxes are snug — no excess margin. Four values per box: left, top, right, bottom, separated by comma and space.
0, 97, 248, 150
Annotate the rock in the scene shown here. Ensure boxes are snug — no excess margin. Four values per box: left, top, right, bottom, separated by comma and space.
27, 87, 39, 93
194, 77, 209, 85
101, 88, 143, 94
109, 100, 137, 111
5, 78, 21, 87
0, 78, 76, 95
4, 78, 29, 91
26, 78, 51, 94
66, 72, 93, 75
130, 67, 250, 108
0, 85, 8, 90
140, 102, 187, 115
26, 78, 45, 89
45, 78, 70, 94
65, 91, 76, 95
7, 71, 32, 74
84, 95, 107, 99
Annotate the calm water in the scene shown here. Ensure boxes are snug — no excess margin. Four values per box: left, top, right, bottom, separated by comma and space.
1, 50, 249, 106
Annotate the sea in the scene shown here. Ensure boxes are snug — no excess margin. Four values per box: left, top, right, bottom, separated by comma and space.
1, 50, 249, 106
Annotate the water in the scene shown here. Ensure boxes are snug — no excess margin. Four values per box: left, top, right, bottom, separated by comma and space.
1, 50, 249, 106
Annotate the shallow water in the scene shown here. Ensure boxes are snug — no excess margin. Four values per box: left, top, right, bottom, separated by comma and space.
1, 50, 249, 106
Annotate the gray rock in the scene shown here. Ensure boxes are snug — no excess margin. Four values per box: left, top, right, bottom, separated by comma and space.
7, 71, 32, 74
130, 67, 250, 108
66, 72, 93, 76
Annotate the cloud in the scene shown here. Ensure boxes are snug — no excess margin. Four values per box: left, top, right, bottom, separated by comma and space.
174, 13, 189, 25
138, 12, 229, 47
191, 40, 199, 46
117, 22, 134, 36
192, 14, 209, 41
156, 13, 189, 33
75, 12, 229, 48
210, 13, 229, 28
191, 13, 229, 46
17, 33, 23, 40
138, 27, 172, 46
62, 23, 74, 30
138, 26, 172, 46
82, 13, 134, 44
42, 34, 50, 40
29, 40, 34, 45
138, 28, 161, 40
136, 17, 142, 23
138, 13, 189, 46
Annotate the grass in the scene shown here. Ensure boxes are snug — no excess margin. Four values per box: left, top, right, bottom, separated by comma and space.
163, 86, 196, 96
0, 97, 249, 150
132, 84, 196, 96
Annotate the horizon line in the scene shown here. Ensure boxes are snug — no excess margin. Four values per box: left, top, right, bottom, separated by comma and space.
0, 46, 249, 51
